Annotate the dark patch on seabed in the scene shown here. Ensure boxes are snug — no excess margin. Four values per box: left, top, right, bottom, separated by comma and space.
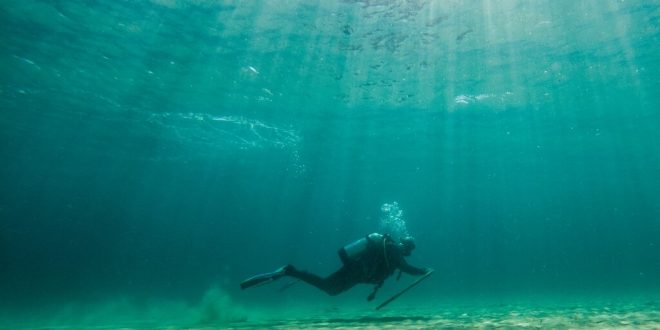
323, 315, 433, 323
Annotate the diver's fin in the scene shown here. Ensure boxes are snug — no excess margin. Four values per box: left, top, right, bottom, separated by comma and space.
240, 265, 289, 290
240, 273, 275, 289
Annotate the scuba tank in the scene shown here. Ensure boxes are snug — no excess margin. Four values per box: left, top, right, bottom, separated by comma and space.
338, 233, 385, 265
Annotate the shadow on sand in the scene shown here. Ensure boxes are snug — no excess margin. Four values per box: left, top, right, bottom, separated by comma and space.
315, 315, 433, 324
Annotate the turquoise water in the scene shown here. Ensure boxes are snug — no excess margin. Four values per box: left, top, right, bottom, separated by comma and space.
1, 0, 660, 327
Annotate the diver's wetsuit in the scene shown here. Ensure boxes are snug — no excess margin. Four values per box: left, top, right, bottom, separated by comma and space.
285, 236, 426, 296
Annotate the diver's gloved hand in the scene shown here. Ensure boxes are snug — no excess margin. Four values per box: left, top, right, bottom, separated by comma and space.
367, 282, 382, 301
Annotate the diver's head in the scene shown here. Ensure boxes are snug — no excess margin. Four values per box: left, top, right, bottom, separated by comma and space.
399, 236, 416, 256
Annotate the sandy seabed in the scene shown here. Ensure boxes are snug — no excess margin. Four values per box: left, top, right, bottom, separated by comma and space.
223, 302, 660, 330
3, 299, 659, 329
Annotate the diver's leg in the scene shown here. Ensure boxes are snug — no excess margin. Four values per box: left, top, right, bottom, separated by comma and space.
322, 266, 360, 295
287, 265, 357, 296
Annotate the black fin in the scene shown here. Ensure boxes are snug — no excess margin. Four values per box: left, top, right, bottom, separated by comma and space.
240, 266, 288, 290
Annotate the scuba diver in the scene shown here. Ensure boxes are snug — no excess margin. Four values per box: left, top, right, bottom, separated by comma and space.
240, 233, 431, 301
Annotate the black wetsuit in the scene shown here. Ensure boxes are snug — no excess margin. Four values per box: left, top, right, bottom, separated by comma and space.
286, 236, 427, 296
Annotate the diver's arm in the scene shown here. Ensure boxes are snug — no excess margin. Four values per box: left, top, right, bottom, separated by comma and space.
398, 257, 428, 276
